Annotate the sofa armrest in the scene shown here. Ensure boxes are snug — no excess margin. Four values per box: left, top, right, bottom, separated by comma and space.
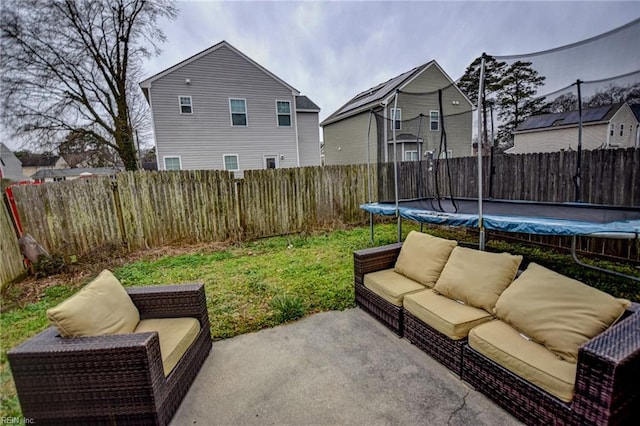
127, 283, 210, 330
354, 243, 403, 285
8, 327, 166, 419
573, 310, 640, 424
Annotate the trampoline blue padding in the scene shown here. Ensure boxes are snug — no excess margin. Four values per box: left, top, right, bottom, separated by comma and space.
361, 198, 640, 237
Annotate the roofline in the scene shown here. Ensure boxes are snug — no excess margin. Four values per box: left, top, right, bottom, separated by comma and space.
320, 60, 473, 127
513, 119, 611, 135
382, 61, 474, 108
515, 102, 634, 133
297, 108, 320, 113
139, 40, 300, 95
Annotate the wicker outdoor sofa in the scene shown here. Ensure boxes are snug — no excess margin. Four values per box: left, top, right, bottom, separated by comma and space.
8, 276, 212, 426
354, 233, 640, 426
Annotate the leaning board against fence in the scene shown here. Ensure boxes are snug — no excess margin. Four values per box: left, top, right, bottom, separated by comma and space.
0, 201, 25, 288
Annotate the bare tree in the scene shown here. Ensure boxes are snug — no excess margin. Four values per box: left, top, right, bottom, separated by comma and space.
1, 0, 177, 170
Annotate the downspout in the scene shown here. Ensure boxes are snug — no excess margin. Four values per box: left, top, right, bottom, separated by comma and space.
146, 86, 162, 170
293, 94, 301, 167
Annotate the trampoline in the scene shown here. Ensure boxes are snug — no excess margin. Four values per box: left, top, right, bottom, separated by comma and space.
362, 198, 640, 237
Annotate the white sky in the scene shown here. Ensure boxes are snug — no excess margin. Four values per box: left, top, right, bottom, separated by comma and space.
3, 0, 639, 151
144, 0, 640, 129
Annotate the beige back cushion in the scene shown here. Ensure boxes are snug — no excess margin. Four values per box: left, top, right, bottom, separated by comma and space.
47, 269, 140, 338
433, 247, 522, 313
394, 231, 457, 287
494, 263, 630, 363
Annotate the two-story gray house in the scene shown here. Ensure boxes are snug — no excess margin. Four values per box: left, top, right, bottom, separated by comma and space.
321, 61, 473, 165
140, 41, 321, 175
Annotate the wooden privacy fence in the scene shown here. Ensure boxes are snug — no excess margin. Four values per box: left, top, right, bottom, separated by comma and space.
379, 148, 640, 205
5, 165, 371, 260
1, 149, 638, 286
1, 201, 25, 289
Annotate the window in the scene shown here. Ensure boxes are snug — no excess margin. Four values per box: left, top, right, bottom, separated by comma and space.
53, 176, 66, 182
610, 124, 614, 136
430, 111, 439, 131
276, 101, 291, 127
164, 156, 181, 170
439, 150, 453, 159
620, 124, 624, 136
391, 108, 401, 130
404, 150, 418, 161
229, 99, 247, 126
223, 154, 239, 171
264, 156, 277, 169
179, 96, 192, 114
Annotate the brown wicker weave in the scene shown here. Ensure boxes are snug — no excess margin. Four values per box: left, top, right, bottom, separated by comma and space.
354, 243, 404, 336
403, 311, 466, 376
354, 243, 640, 425
8, 283, 213, 426
462, 310, 640, 426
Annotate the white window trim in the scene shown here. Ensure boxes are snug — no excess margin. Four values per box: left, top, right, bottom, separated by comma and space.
179, 96, 193, 115
439, 150, 453, 159
430, 110, 439, 131
276, 100, 292, 127
404, 150, 417, 161
229, 98, 248, 127
163, 156, 182, 171
263, 155, 279, 169
223, 154, 240, 171
391, 108, 402, 131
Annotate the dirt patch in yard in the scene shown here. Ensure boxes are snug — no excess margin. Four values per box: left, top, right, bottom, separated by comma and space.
1, 241, 231, 310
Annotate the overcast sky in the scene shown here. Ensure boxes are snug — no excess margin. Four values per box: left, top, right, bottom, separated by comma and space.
144, 0, 640, 128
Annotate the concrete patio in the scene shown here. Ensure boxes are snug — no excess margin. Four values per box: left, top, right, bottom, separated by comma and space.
171, 308, 521, 425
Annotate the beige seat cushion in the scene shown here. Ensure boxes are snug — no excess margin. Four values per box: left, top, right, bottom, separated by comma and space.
469, 320, 577, 403
394, 231, 457, 288
47, 270, 140, 338
135, 317, 201, 376
494, 263, 630, 363
364, 268, 425, 306
433, 247, 522, 313
404, 289, 493, 340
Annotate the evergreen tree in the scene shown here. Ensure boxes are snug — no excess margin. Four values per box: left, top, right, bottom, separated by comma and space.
495, 61, 546, 147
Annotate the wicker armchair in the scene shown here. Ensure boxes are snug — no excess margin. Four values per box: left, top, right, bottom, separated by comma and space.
8, 283, 212, 426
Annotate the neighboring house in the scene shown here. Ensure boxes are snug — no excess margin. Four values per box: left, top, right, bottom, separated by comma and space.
507, 102, 640, 154
20, 154, 69, 179
0, 143, 25, 181
139, 41, 321, 175
30, 167, 121, 183
320, 60, 473, 166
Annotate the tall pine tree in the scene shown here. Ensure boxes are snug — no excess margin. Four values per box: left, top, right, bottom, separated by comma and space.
495, 61, 546, 147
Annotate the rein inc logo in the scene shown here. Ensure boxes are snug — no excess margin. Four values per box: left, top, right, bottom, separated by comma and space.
1, 418, 34, 425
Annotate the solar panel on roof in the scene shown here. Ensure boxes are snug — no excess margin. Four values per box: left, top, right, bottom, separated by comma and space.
519, 113, 564, 130
562, 106, 611, 125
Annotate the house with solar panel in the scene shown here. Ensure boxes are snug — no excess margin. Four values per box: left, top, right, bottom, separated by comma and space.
506, 102, 640, 154
140, 41, 321, 175
320, 61, 473, 166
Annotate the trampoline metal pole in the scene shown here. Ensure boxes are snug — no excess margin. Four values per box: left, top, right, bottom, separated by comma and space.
477, 54, 486, 250
367, 110, 374, 243
393, 90, 401, 242
575, 79, 583, 202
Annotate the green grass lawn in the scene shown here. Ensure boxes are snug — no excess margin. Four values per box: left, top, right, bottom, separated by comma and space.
1, 222, 638, 418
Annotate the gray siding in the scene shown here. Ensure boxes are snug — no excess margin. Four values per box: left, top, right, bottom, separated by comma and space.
322, 63, 472, 166
323, 112, 373, 165
0, 144, 24, 181
296, 112, 321, 167
148, 45, 299, 172
389, 64, 472, 158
